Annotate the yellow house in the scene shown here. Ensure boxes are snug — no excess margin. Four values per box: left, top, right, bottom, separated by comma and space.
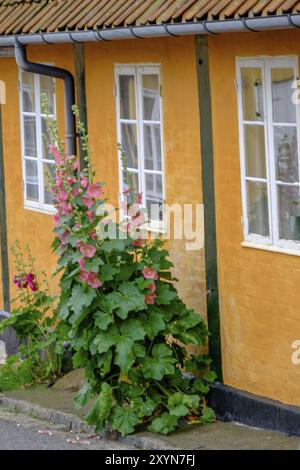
0, 1, 300, 434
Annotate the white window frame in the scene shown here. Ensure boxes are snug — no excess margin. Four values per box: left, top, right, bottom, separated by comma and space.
115, 64, 165, 232
236, 56, 300, 251
19, 70, 56, 214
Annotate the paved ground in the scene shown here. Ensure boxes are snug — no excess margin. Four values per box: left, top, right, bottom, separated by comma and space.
3, 387, 300, 450
0, 410, 133, 450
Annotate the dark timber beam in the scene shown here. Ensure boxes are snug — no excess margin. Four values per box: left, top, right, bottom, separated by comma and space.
195, 35, 223, 381
74, 43, 88, 169
0, 104, 10, 311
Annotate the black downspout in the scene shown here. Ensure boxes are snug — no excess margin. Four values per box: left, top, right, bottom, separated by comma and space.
14, 40, 76, 156
74, 43, 88, 170
0, 104, 10, 311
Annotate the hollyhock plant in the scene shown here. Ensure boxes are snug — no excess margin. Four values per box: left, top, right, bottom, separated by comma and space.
47, 106, 214, 439
142, 267, 159, 280
79, 244, 96, 259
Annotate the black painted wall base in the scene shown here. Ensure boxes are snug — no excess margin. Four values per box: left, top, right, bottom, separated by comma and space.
209, 382, 300, 436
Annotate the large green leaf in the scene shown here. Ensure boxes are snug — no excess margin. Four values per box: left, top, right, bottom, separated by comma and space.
69, 284, 96, 316
92, 324, 119, 354
142, 310, 165, 340
72, 350, 88, 369
167, 392, 200, 417
101, 239, 125, 252
169, 310, 202, 334
142, 344, 176, 380
108, 405, 139, 436
99, 264, 119, 281
97, 350, 112, 377
201, 406, 216, 423
74, 382, 93, 409
155, 283, 177, 305
120, 319, 146, 341
148, 412, 178, 435
114, 337, 135, 373
132, 397, 157, 419
105, 283, 146, 319
84, 258, 104, 273
94, 310, 113, 330
85, 383, 113, 429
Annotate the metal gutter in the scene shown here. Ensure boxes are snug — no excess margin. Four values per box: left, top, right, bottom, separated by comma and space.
14, 41, 76, 156
0, 15, 299, 46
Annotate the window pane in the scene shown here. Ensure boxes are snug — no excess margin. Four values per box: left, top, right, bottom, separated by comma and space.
40, 76, 55, 115
43, 162, 55, 205
246, 181, 269, 236
119, 75, 136, 120
41, 117, 54, 160
271, 68, 295, 123
274, 126, 298, 183
144, 124, 162, 171
244, 125, 266, 178
145, 173, 163, 222
241, 68, 264, 122
278, 185, 300, 241
24, 115, 37, 157
22, 72, 35, 113
142, 75, 160, 121
121, 123, 138, 169
123, 171, 139, 203
25, 159, 38, 202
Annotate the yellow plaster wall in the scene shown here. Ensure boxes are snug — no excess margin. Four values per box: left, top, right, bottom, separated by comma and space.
0, 37, 206, 319
0, 44, 74, 304
85, 36, 206, 315
209, 30, 300, 406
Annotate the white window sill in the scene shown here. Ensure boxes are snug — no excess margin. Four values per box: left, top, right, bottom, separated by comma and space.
241, 241, 300, 257
24, 204, 56, 216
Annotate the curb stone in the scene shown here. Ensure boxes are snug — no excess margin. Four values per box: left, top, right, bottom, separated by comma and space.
0, 394, 177, 450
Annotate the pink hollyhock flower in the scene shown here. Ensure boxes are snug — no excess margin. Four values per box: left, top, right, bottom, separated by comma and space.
131, 213, 145, 227
58, 191, 68, 202
101, 217, 110, 227
28, 280, 38, 292
79, 244, 96, 258
78, 258, 85, 270
145, 293, 156, 305
86, 183, 103, 199
137, 192, 143, 204
50, 145, 63, 165
81, 177, 89, 188
80, 270, 102, 289
72, 160, 79, 171
58, 230, 70, 246
53, 214, 60, 226
89, 230, 97, 240
67, 177, 76, 185
142, 267, 158, 280
128, 203, 140, 218
132, 239, 145, 247
82, 195, 94, 209
56, 177, 63, 189
60, 203, 73, 215
13, 275, 22, 289
19, 274, 28, 289
148, 282, 156, 294
27, 273, 35, 283
119, 222, 130, 234
122, 187, 131, 195
120, 200, 128, 213
87, 210, 94, 224
72, 187, 80, 197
